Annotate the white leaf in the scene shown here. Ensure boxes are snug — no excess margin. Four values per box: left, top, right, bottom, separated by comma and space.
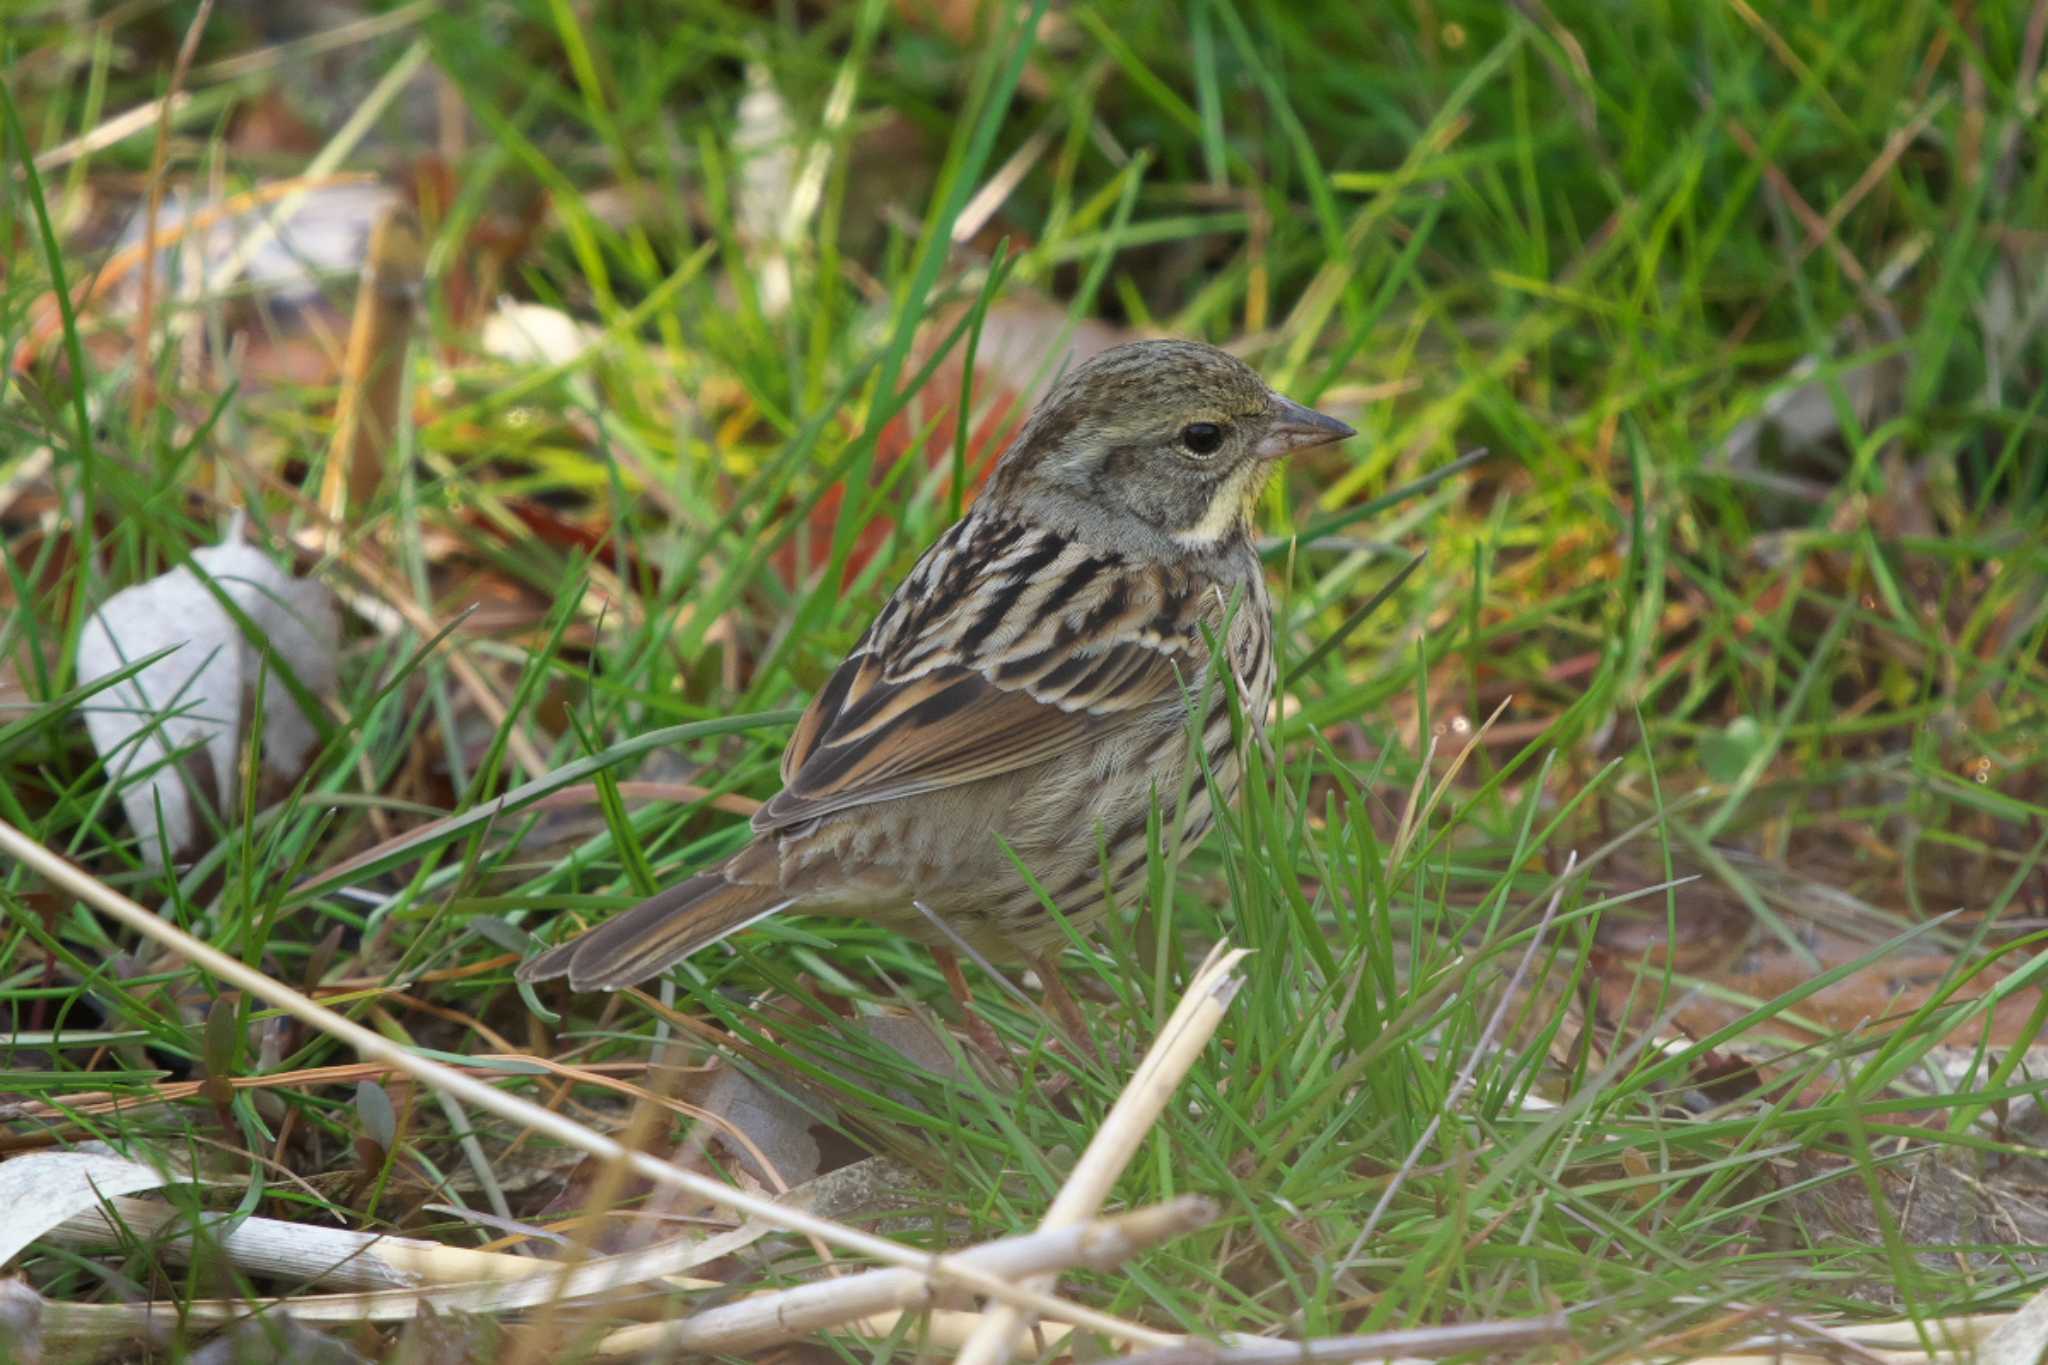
77, 519, 339, 865
480, 299, 598, 368
1982, 1282, 2048, 1365
0, 1277, 41, 1364
111, 183, 401, 310
1714, 353, 1892, 472
0, 1151, 175, 1268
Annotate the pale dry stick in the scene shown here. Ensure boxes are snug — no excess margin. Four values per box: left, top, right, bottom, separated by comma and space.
787, 1310, 1074, 1360
953, 125, 1055, 246
0, 823, 1170, 1346
1845, 1313, 2007, 1353
599, 1197, 1216, 1358
36, 1203, 764, 1334
1338, 850, 1576, 1267
1724, 1304, 1914, 1365
48, 1195, 554, 1293
1650, 1355, 1928, 1365
1115, 1313, 1572, 1364
30, 93, 194, 173
130, 0, 216, 430
1387, 694, 1510, 871
28, 1203, 1204, 1356
952, 945, 1250, 1365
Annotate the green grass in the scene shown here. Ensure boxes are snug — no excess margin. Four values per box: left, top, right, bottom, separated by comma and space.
5, 0, 2048, 1360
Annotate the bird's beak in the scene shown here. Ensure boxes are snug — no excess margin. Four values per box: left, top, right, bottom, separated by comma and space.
1255, 393, 1355, 460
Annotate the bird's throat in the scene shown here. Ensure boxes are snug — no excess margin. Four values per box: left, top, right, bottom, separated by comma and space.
1172, 460, 1267, 549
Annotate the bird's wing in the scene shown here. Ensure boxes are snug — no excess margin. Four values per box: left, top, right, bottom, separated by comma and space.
755, 519, 1222, 835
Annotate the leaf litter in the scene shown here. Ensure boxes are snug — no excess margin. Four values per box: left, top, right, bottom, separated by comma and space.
75, 513, 339, 867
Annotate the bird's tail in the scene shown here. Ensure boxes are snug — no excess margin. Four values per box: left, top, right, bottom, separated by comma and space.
517, 869, 793, 991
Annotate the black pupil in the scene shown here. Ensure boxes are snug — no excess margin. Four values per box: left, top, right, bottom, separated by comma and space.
1181, 422, 1223, 455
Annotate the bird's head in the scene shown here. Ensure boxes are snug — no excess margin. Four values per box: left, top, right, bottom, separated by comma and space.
985, 339, 1354, 554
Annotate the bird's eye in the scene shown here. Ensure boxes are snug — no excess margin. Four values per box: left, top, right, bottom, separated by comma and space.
1180, 421, 1225, 456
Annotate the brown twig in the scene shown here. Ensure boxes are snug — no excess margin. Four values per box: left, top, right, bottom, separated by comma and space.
1716, 111, 1902, 337
322, 202, 424, 523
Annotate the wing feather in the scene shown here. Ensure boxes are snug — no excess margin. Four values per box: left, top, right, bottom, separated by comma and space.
755, 518, 1215, 835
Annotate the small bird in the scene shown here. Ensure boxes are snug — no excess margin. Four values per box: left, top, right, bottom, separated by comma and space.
519, 340, 1353, 995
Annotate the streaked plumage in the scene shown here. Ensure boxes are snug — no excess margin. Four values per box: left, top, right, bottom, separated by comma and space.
520, 340, 1352, 991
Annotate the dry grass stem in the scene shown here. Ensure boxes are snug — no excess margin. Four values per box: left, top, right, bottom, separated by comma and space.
30, 1211, 762, 1343
321, 201, 423, 523
10, 174, 381, 375
954, 943, 1249, 1365
46, 1195, 571, 1293
1116, 1313, 1572, 1364
598, 1195, 1216, 1357
0, 820, 1174, 1345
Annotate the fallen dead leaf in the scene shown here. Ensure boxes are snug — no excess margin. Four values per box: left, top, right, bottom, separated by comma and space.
76, 515, 340, 866
480, 299, 598, 368
0, 1149, 180, 1268
105, 181, 400, 316
0, 1277, 41, 1365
